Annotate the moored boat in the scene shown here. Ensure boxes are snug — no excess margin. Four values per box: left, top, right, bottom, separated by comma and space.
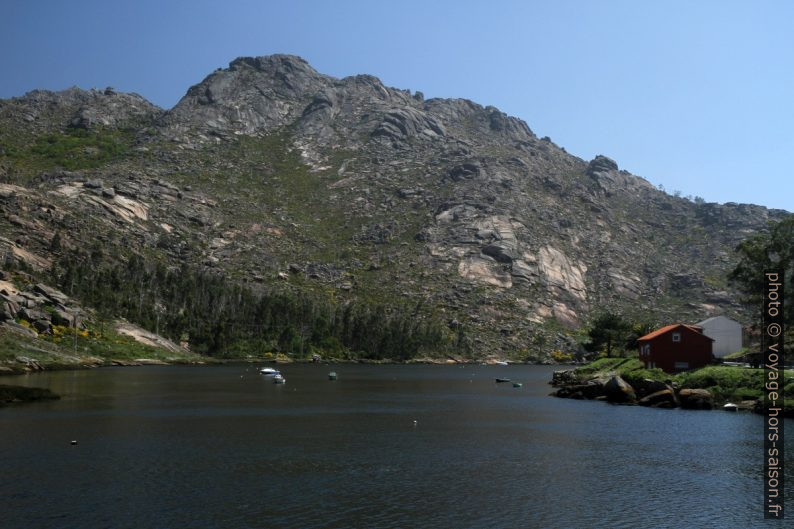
273, 373, 286, 384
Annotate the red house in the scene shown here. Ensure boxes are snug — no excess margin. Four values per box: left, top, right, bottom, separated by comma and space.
637, 324, 714, 373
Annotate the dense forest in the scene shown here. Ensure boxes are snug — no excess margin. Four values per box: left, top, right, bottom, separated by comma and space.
48, 249, 455, 360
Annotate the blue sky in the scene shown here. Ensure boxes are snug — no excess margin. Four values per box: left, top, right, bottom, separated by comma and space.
2, 0, 792, 211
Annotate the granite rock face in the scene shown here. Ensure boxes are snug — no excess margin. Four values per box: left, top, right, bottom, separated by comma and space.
0, 54, 788, 359
0, 86, 161, 134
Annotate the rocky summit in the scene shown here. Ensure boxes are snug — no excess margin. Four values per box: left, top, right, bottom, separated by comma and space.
0, 54, 788, 361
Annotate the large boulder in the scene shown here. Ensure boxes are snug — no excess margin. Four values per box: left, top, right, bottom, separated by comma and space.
18, 306, 47, 323
638, 388, 679, 408
0, 298, 19, 321
553, 381, 606, 400
31, 319, 52, 334
631, 378, 671, 399
678, 388, 714, 410
482, 242, 515, 263
33, 283, 71, 306
51, 308, 82, 328
603, 375, 636, 403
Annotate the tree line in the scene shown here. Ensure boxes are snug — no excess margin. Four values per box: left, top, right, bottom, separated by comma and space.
49, 249, 451, 360
729, 214, 793, 328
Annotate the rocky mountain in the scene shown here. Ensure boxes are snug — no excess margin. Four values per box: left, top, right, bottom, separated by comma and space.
0, 54, 788, 361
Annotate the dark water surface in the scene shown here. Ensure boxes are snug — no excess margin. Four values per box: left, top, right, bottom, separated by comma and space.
1, 364, 791, 529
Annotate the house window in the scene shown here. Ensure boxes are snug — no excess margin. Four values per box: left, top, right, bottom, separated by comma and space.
672, 332, 681, 342
674, 361, 689, 370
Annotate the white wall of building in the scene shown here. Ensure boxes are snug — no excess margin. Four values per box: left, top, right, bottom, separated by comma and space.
697, 316, 742, 358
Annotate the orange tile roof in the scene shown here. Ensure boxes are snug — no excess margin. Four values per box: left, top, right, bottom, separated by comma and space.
637, 323, 710, 341
638, 324, 679, 341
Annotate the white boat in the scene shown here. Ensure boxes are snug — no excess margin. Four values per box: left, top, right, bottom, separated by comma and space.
273, 374, 286, 384
260, 367, 280, 375
723, 402, 738, 412
495, 361, 509, 366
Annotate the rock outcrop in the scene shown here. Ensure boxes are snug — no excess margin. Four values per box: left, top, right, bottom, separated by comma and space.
0, 275, 85, 333
638, 388, 678, 408
551, 369, 718, 411
678, 388, 714, 410
603, 375, 637, 403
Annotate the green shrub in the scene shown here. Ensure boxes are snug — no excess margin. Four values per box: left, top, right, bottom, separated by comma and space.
733, 387, 763, 401
4, 128, 133, 172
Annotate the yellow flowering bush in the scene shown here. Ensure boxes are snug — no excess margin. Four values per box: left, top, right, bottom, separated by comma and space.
551, 350, 574, 363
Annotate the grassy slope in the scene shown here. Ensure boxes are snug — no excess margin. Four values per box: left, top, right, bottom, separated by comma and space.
0, 324, 206, 374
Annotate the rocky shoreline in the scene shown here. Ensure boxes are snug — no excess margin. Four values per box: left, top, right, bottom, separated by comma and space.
0, 353, 211, 376
550, 369, 726, 409
0, 353, 510, 377
549, 368, 794, 417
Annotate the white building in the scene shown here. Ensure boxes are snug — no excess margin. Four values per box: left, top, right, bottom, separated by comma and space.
696, 316, 743, 358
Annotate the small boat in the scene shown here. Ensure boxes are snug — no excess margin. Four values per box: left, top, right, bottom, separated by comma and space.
273, 374, 286, 384
495, 361, 509, 366
723, 402, 738, 412
495, 378, 511, 383
328, 371, 337, 380
260, 367, 280, 375
512, 382, 523, 388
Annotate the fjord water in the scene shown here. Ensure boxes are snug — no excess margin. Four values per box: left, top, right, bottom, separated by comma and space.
1, 365, 791, 529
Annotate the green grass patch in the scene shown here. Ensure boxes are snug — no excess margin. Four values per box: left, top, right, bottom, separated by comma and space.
676, 365, 794, 402
1, 127, 134, 173
0, 329, 69, 363
572, 357, 669, 384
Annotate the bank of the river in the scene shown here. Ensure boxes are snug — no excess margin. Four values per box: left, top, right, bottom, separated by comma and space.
550, 357, 794, 417
1, 324, 528, 376
0, 326, 213, 375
